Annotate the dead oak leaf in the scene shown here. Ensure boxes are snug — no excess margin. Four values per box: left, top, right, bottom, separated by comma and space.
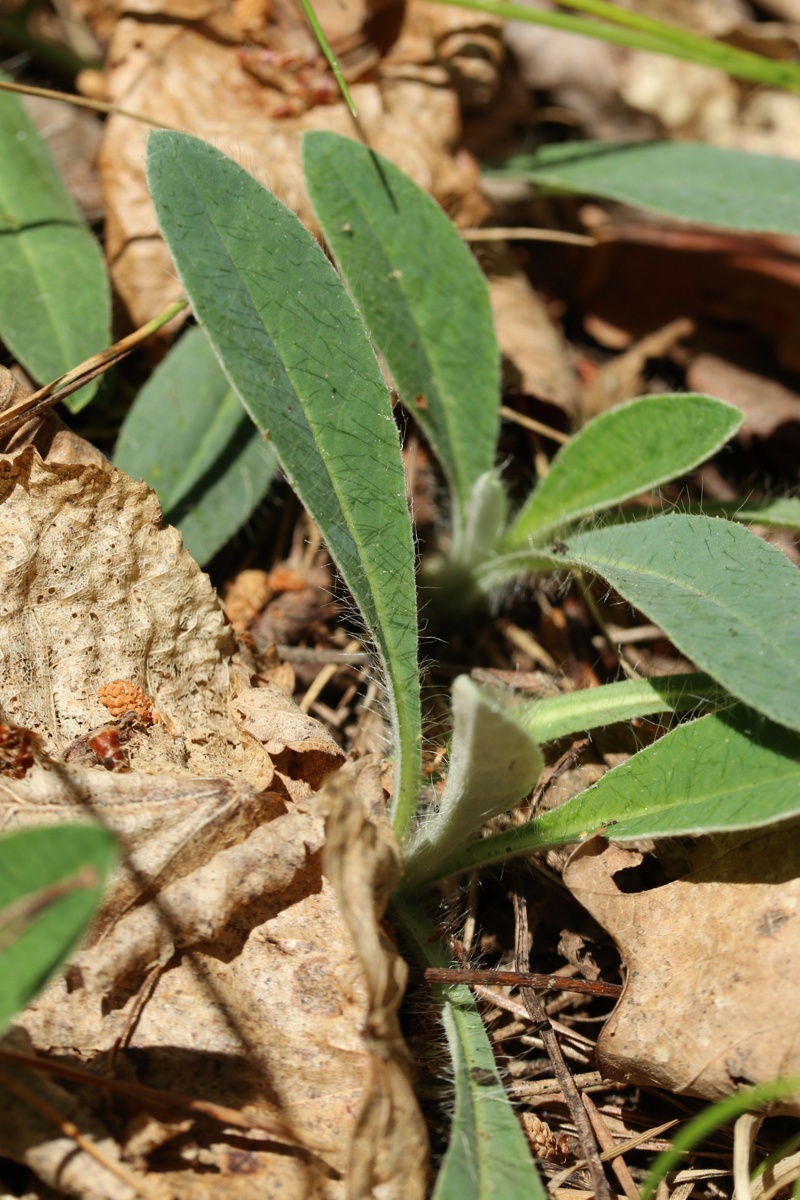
0, 380, 424, 1197
563, 831, 800, 1114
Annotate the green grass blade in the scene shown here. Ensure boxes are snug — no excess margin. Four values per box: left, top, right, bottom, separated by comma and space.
114, 325, 278, 564
550, 514, 800, 731
147, 132, 421, 831
514, 672, 728, 744
424, 0, 800, 93
0, 84, 110, 411
303, 132, 500, 529
503, 395, 742, 548
0, 825, 116, 1032
425, 707, 800, 881
393, 894, 544, 1200
641, 1077, 800, 1200
295, 0, 357, 117
489, 142, 800, 237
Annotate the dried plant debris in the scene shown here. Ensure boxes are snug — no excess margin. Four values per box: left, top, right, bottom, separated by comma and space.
564, 832, 800, 1115
0, 369, 426, 1198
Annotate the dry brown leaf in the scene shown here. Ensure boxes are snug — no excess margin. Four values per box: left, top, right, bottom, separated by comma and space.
563, 832, 800, 1114
0, 370, 426, 1198
321, 757, 428, 1200
97, 0, 495, 326
581, 317, 694, 419
687, 353, 800, 444
482, 246, 580, 419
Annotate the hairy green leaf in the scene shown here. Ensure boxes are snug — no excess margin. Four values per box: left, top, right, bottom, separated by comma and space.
688, 496, 800, 529
514, 672, 728, 744
403, 676, 542, 888
114, 325, 278, 564
393, 895, 543, 1200
426, 707, 800, 881
503, 395, 742, 547
551, 514, 800, 731
0, 824, 116, 1032
303, 131, 500, 533
147, 132, 420, 831
0, 85, 110, 410
491, 142, 800, 236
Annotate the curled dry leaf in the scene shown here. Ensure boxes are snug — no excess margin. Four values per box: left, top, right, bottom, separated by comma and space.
0, 367, 426, 1198
95, 0, 497, 325
563, 833, 800, 1115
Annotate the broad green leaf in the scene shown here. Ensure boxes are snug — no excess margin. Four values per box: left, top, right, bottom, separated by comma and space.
114, 325, 278, 564
403, 676, 542, 888
0, 85, 110, 410
503, 395, 742, 548
0, 824, 116, 1031
303, 131, 500, 529
490, 142, 800, 236
549, 514, 800, 731
147, 132, 421, 832
426, 707, 800, 881
393, 894, 543, 1200
514, 672, 728, 744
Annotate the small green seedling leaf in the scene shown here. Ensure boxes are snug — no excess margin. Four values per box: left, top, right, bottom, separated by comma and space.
428, 706, 800, 881
303, 131, 500, 535
503, 394, 742, 547
0, 84, 110, 410
393, 895, 544, 1200
491, 142, 800, 236
514, 672, 728, 744
0, 824, 116, 1032
114, 325, 278, 564
550, 514, 800, 732
402, 675, 542, 888
147, 132, 420, 832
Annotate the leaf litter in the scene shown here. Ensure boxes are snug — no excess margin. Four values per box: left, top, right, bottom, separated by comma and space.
5, 0, 800, 1193
0, 366, 426, 1198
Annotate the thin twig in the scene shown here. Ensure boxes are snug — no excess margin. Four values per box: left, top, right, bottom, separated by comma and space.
583, 1091, 640, 1200
0, 1066, 158, 1200
511, 885, 612, 1200
0, 300, 187, 437
423, 967, 622, 999
462, 227, 596, 246
499, 405, 571, 445
0, 78, 178, 128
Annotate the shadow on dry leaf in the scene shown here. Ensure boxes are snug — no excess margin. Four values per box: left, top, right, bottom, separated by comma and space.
0, 368, 427, 1199
563, 830, 800, 1115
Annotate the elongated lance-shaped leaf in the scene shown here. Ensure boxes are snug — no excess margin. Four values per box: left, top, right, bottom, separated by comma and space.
489, 142, 800, 237
0, 82, 110, 411
422, 706, 800, 883
147, 132, 421, 832
392, 894, 544, 1200
482, 512, 800, 731
513, 672, 728, 744
403, 676, 542, 888
503, 394, 742, 548
115, 325, 278, 565
303, 132, 500, 537
0, 824, 116, 1032
552, 514, 800, 731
